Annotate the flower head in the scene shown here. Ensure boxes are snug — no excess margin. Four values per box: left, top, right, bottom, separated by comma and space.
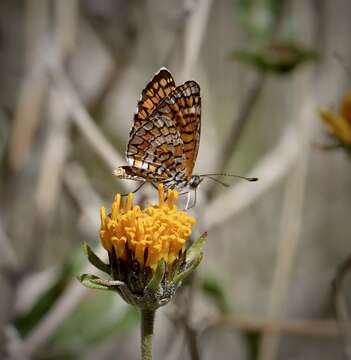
79, 184, 206, 310
320, 93, 351, 147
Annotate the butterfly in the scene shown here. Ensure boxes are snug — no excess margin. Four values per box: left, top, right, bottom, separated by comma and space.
113, 68, 257, 206
113, 67, 204, 193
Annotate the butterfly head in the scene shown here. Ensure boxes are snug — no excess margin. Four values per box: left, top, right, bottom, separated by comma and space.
113, 166, 127, 178
188, 175, 204, 189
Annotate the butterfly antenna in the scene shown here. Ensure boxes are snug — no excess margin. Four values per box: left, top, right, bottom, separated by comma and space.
201, 173, 258, 182
206, 176, 230, 187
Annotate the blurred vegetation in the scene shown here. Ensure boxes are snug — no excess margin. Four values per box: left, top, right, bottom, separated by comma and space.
1, 0, 351, 359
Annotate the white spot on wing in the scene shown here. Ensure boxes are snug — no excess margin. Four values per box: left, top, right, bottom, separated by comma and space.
157, 66, 171, 73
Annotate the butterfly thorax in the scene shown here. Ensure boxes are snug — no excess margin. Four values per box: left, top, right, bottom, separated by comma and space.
161, 174, 203, 190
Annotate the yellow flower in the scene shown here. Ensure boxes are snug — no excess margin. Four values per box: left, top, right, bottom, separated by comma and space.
79, 185, 205, 359
99, 184, 196, 270
320, 94, 351, 146
79, 184, 206, 310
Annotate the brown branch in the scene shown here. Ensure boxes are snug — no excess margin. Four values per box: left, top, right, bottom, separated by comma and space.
206, 74, 266, 199
182, 277, 201, 360
333, 254, 351, 359
205, 0, 287, 199
53, 0, 79, 60
24, 87, 71, 272
180, 0, 213, 82
258, 70, 318, 360
183, 320, 201, 360
202, 315, 339, 337
164, 281, 201, 360
202, 127, 298, 230
7, 0, 50, 173
220, 74, 266, 170
48, 59, 128, 181
18, 164, 107, 357
7, 67, 47, 173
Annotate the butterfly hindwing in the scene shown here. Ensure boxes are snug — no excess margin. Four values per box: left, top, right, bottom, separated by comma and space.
163, 80, 201, 178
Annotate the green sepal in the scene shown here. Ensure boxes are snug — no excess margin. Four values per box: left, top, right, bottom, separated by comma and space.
173, 253, 203, 284
77, 274, 123, 291
145, 259, 166, 292
82, 242, 110, 275
185, 232, 207, 265
173, 232, 207, 284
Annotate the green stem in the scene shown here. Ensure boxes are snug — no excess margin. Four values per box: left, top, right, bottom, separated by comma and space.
141, 308, 155, 360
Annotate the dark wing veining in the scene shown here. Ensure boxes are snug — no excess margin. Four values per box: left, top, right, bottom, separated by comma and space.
130, 68, 176, 132
164, 80, 201, 178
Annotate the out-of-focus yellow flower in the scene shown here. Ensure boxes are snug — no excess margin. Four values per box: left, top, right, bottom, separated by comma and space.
100, 184, 196, 270
320, 94, 351, 146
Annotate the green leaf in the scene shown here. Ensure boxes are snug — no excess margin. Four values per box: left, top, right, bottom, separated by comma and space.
82, 242, 110, 274
145, 259, 166, 291
48, 291, 138, 354
77, 274, 114, 291
238, 0, 286, 40
231, 42, 318, 74
14, 244, 85, 337
201, 274, 230, 314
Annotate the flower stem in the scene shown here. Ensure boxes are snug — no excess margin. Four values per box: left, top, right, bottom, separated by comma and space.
141, 309, 155, 360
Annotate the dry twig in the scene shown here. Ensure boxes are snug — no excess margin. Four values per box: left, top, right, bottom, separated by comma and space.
202, 126, 298, 230
18, 164, 106, 357
203, 315, 340, 337
333, 254, 351, 359
48, 59, 128, 189
206, 74, 266, 199
7, 0, 50, 172
180, 0, 213, 82
258, 72, 317, 360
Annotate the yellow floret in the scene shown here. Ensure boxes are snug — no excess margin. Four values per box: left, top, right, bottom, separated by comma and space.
99, 184, 196, 270
320, 110, 351, 145
320, 93, 351, 146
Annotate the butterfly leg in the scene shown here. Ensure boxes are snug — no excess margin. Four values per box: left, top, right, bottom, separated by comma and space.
176, 190, 192, 210
185, 191, 192, 210
151, 182, 159, 191
184, 189, 198, 210
120, 181, 146, 196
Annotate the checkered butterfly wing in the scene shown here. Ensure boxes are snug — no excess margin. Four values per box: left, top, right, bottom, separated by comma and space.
125, 69, 201, 186
131, 68, 175, 132
168, 81, 201, 178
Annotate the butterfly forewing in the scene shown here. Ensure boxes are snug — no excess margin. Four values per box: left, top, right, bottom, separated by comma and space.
121, 68, 201, 189
126, 111, 183, 179
131, 68, 176, 132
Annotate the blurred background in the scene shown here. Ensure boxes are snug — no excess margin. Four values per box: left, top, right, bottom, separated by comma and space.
1, 0, 351, 359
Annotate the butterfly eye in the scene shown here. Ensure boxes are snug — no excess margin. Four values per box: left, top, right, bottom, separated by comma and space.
113, 167, 126, 178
